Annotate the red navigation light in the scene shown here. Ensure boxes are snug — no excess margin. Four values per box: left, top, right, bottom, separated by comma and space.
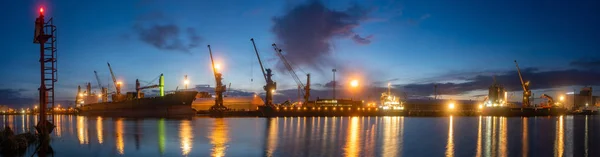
40, 7, 44, 13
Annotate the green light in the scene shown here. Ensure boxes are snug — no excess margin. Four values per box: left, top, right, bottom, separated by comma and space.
159, 74, 165, 97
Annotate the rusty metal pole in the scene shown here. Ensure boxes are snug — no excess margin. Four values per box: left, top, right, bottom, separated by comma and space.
36, 12, 48, 138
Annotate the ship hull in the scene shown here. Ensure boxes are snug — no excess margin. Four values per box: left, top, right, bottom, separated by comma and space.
482, 106, 566, 116
77, 91, 198, 118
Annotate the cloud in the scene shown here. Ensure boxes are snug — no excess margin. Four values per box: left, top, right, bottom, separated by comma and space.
133, 11, 202, 53
0, 89, 35, 108
570, 58, 600, 69
323, 81, 338, 88
271, 1, 373, 71
399, 68, 600, 97
352, 34, 373, 45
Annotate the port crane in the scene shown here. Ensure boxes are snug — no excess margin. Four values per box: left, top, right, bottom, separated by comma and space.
94, 71, 108, 102
207, 45, 228, 111
271, 43, 310, 105
514, 60, 531, 107
251, 38, 276, 107
107, 62, 124, 102
135, 74, 165, 98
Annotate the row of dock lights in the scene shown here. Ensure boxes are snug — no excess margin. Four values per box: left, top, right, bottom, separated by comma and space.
274, 107, 379, 111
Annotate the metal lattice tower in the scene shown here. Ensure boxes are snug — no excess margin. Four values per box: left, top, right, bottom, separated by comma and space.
43, 18, 58, 113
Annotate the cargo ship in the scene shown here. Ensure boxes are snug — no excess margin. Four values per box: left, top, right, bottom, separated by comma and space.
76, 74, 198, 117
77, 91, 197, 117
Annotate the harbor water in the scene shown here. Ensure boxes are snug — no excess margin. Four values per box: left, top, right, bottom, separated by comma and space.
1, 115, 599, 157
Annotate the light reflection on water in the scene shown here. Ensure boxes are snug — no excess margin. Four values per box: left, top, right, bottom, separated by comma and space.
0, 115, 597, 157
180, 120, 193, 156
446, 116, 454, 157
209, 118, 229, 157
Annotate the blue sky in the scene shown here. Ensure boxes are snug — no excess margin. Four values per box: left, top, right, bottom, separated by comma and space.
1, 0, 599, 107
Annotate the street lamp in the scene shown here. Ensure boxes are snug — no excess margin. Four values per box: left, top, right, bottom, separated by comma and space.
350, 79, 359, 100
332, 69, 336, 99
215, 63, 221, 71
184, 75, 189, 90
350, 80, 359, 87
448, 103, 455, 110
559, 95, 565, 101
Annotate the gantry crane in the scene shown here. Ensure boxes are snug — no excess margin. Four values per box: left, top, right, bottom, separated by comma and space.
514, 60, 531, 107
251, 38, 276, 107
107, 62, 123, 102
272, 43, 310, 105
207, 45, 228, 111
135, 74, 165, 98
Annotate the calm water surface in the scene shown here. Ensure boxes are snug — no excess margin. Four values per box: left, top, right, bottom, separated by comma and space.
1, 115, 599, 157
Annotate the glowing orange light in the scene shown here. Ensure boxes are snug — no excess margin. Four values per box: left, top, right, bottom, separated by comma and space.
40, 8, 44, 13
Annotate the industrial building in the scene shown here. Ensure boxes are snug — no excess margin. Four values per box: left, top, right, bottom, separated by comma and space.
192, 96, 264, 111
568, 87, 599, 110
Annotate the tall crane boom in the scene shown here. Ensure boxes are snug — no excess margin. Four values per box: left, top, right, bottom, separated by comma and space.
272, 43, 310, 104
272, 44, 305, 88
107, 62, 120, 95
515, 60, 527, 91
94, 71, 102, 89
208, 45, 226, 110
514, 60, 531, 107
251, 38, 276, 107
251, 38, 268, 83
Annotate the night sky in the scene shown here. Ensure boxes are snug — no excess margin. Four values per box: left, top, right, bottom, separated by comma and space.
1, 0, 599, 108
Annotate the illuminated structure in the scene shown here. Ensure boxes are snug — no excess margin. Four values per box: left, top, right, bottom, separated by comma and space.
314, 99, 362, 108
485, 77, 507, 107
380, 83, 404, 110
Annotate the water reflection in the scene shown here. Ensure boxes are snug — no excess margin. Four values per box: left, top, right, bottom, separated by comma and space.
566, 116, 574, 156
476, 116, 482, 157
115, 118, 125, 155
584, 115, 589, 157
499, 117, 507, 157
382, 117, 401, 157
209, 118, 229, 157
555, 116, 564, 157
77, 116, 89, 144
158, 119, 166, 154
179, 120, 193, 156
97, 117, 103, 144
0, 115, 596, 157
343, 117, 361, 157
445, 116, 454, 157
265, 118, 278, 156
55, 115, 62, 137
522, 117, 528, 157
